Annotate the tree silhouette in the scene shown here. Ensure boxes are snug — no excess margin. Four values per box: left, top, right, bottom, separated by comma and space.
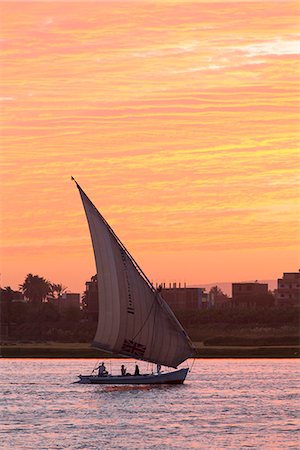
2, 286, 14, 301
209, 285, 227, 297
20, 273, 51, 306
49, 283, 68, 299
209, 285, 229, 307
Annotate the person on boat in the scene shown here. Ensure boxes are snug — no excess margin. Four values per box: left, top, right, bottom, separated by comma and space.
121, 364, 127, 376
156, 364, 161, 374
134, 364, 140, 376
97, 362, 108, 377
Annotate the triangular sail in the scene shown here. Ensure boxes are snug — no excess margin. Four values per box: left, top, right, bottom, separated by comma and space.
74, 180, 195, 368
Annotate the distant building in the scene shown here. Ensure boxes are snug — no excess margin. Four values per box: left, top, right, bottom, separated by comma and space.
0, 288, 25, 339
85, 275, 98, 321
232, 282, 269, 308
59, 293, 80, 312
276, 271, 300, 306
159, 283, 208, 311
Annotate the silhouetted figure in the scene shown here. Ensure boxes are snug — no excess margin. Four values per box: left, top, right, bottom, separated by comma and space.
121, 364, 126, 376
157, 364, 161, 374
134, 364, 140, 376
97, 362, 107, 377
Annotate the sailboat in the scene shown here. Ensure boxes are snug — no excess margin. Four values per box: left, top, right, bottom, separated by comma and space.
73, 178, 195, 384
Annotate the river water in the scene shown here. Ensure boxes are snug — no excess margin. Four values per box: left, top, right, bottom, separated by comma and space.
1, 358, 299, 449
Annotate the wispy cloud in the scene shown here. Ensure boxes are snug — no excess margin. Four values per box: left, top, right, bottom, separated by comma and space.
240, 39, 299, 57
1, 0, 299, 291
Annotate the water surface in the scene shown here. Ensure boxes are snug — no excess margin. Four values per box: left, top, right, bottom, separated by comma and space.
1, 359, 299, 449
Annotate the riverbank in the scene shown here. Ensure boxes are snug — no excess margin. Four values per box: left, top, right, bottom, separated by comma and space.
1, 342, 299, 358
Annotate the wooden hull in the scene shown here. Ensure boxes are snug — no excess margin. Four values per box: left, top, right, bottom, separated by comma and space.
77, 368, 189, 385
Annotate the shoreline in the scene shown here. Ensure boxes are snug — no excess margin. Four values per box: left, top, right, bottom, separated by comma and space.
1, 343, 299, 358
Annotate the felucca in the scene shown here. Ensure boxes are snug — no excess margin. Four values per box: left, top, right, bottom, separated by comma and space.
73, 178, 195, 384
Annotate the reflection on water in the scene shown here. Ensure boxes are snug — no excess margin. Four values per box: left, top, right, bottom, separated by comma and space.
101, 384, 176, 393
0, 359, 299, 449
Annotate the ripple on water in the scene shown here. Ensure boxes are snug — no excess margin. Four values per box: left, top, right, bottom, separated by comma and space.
0, 359, 299, 449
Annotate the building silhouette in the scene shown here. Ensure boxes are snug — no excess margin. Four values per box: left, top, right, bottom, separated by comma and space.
232, 282, 269, 307
59, 293, 80, 312
276, 271, 300, 306
84, 275, 98, 321
159, 283, 208, 311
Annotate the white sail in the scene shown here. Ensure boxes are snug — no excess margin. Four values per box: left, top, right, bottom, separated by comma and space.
75, 181, 195, 368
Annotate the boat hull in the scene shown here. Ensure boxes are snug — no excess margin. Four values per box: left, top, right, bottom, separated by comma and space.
77, 368, 189, 385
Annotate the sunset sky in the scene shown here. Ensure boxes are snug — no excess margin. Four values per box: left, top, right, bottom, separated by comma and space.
1, 1, 299, 295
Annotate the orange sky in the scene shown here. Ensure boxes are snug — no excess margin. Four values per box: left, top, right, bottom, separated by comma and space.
1, 1, 299, 294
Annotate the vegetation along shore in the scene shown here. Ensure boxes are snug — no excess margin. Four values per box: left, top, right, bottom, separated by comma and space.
1, 342, 298, 358
1, 275, 299, 359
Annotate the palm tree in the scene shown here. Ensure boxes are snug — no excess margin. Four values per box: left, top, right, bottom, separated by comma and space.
49, 283, 68, 299
2, 286, 14, 302
20, 273, 51, 306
